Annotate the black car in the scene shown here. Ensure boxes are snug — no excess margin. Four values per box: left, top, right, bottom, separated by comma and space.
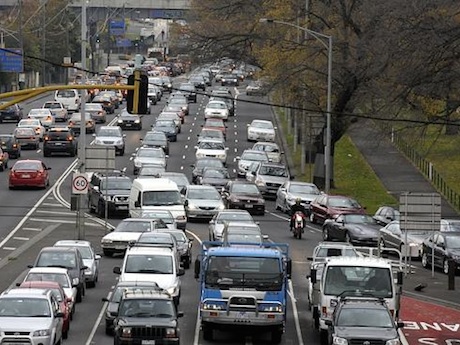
0, 102, 23, 123
140, 131, 169, 154
322, 213, 381, 246
92, 94, 115, 114
113, 289, 183, 345
178, 82, 197, 103
421, 231, 460, 274
87, 171, 132, 217
221, 74, 239, 86
198, 167, 230, 189
325, 296, 404, 345
159, 229, 194, 269
43, 127, 78, 157
101, 281, 161, 335
0, 134, 21, 158
191, 158, 225, 184
189, 75, 206, 91
222, 180, 265, 215
117, 112, 142, 130
373, 206, 400, 226
153, 119, 177, 142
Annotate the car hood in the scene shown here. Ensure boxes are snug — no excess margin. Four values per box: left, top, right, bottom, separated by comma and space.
238, 159, 261, 169
104, 189, 130, 196
0, 317, 54, 330
95, 136, 122, 142
258, 175, 288, 184
103, 232, 143, 242
188, 199, 223, 208
117, 317, 177, 328
196, 149, 226, 155
83, 258, 95, 269
348, 224, 381, 236
329, 206, 365, 215
335, 326, 398, 341
144, 140, 166, 147
231, 192, 262, 200
201, 177, 229, 186
135, 157, 166, 166
248, 127, 275, 134
286, 192, 318, 203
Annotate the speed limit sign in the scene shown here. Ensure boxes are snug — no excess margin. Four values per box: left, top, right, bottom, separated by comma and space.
72, 173, 89, 194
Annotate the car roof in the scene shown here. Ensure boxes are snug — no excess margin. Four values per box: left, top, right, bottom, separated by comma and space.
3, 288, 51, 297
28, 267, 69, 274
54, 240, 91, 247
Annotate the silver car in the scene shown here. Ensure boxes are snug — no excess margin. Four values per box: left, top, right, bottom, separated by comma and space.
379, 220, 430, 258
208, 209, 256, 241
252, 141, 282, 163
184, 185, 225, 220
246, 162, 290, 198
275, 181, 321, 213
236, 149, 269, 178
132, 146, 168, 175
93, 126, 126, 156
54, 240, 101, 288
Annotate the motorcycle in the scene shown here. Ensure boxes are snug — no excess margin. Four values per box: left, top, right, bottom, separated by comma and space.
292, 211, 305, 239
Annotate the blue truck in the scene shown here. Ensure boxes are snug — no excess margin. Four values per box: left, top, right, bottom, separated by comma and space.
194, 241, 291, 343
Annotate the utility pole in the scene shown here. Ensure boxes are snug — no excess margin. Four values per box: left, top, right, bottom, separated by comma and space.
41, 0, 46, 86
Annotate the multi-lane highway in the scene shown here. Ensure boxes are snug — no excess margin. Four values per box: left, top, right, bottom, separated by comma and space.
0, 75, 456, 345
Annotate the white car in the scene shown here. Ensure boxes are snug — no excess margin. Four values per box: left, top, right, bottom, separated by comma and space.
28, 108, 54, 129
252, 141, 282, 163
247, 119, 276, 142
54, 89, 81, 112
42, 101, 69, 122
204, 100, 229, 120
17, 118, 46, 140
195, 139, 228, 164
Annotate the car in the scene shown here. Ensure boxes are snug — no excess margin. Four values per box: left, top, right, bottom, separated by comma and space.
18, 118, 46, 141
0, 102, 23, 122
163, 104, 186, 123
325, 296, 404, 345
101, 281, 162, 335
378, 220, 431, 258
161, 75, 173, 92
421, 231, 460, 274
220, 221, 265, 244
322, 213, 382, 246
147, 85, 159, 105
0, 147, 9, 171
198, 128, 226, 144
178, 82, 197, 102
100, 218, 169, 257
98, 90, 120, 109
203, 118, 226, 138
153, 119, 178, 142
191, 158, 225, 184
67, 112, 95, 134
112, 288, 183, 345
247, 119, 276, 142
198, 167, 231, 189
245, 80, 268, 96
252, 141, 282, 163
236, 149, 270, 178
42, 101, 69, 122
275, 181, 321, 213
158, 111, 182, 133
139, 209, 178, 229
93, 125, 126, 156
132, 146, 168, 175
221, 74, 239, 86
9, 159, 51, 189
54, 240, 101, 288
183, 185, 225, 220
27, 108, 54, 129
209, 95, 235, 117
204, 100, 229, 120
84, 103, 107, 123
0, 288, 64, 345
22, 266, 78, 318
167, 95, 189, 116
373, 206, 400, 226
159, 229, 194, 269
222, 180, 265, 216
208, 209, 256, 241
91, 94, 115, 114
43, 127, 78, 157
17, 281, 71, 339
30, 246, 87, 303
160, 172, 190, 192
140, 131, 169, 154
194, 139, 228, 164
309, 194, 366, 224
54, 89, 80, 112
0, 133, 21, 158
246, 162, 291, 198
440, 219, 460, 232
117, 111, 142, 130
189, 75, 206, 90
13, 127, 39, 149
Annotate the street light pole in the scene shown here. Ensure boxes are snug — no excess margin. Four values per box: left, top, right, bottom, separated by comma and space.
259, 18, 333, 192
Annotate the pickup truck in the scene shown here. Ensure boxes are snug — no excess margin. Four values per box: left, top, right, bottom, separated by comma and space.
42, 101, 69, 122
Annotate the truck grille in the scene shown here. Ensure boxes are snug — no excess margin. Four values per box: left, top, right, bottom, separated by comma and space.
130, 326, 165, 338
266, 182, 282, 188
349, 340, 385, 345
114, 195, 128, 203
2, 337, 32, 344
228, 296, 257, 312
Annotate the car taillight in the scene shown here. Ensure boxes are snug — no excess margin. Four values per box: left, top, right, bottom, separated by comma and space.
44, 136, 49, 141
12, 144, 17, 148
67, 136, 73, 141
69, 121, 74, 125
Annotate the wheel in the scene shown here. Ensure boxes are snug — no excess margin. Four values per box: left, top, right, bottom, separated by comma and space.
322, 227, 330, 241
0, 164, 3, 172
97, 201, 105, 217
202, 323, 214, 341
76, 289, 82, 303
271, 329, 282, 344
298, 229, 302, 239
70, 149, 76, 157
443, 258, 450, 275
183, 259, 190, 269
43, 150, 50, 157
310, 213, 317, 224
86, 280, 96, 288
62, 328, 68, 339
421, 252, 429, 268
345, 232, 351, 243
4, 161, 7, 169
319, 330, 328, 345
105, 325, 112, 336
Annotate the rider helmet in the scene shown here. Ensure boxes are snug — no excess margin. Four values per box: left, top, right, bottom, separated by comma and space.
295, 197, 302, 205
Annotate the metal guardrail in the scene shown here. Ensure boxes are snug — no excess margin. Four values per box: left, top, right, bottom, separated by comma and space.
391, 128, 460, 212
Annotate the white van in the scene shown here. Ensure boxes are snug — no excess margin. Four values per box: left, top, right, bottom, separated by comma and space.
129, 178, 187, 230
54, 89, 80, 112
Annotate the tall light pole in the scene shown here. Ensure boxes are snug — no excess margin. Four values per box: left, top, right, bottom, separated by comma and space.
259, 18, 333, 193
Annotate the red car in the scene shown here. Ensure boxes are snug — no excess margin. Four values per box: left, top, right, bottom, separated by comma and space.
309, 194, 366, 224
9, 159, 51, 189
17, 280, 71, 339
203, 118, 227, 138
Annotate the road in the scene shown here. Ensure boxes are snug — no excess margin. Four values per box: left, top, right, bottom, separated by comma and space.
0, 76, 459, 345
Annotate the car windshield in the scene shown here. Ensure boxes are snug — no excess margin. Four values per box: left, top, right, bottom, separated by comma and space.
0, 298, 51, 317
25, 273, 69, 288
100, 179, 132, 190
254, 144, 278, 152
441, 221, 460, 232
97, 128, 121, 137
29, 110, 50, 116
227, 233, 262, 243
37, 252, 77, 269
252, 121, 273, 129
14, 128, 34, 136
217, 212, 253, 223
203, 169, 229, 179
207, 102, 226, 109
337, 308, 393, 328
241, 152, 268, 161
140, 211, 174, 223
56, 90, 76, 97
86, 104, 102, 111
165, 232, 186, 243
74, 246, 92, 259
188, 188, 221, 200
259, 165, 288, 177
206, 120, 223, 126
200, 130, 223, 139
289, 184, 320, 194
155, 121, 174, 128
316, 247, 359, 258
169, 98, 186, 105
329, 197, 361, 208
144, 133, 165, 141
19, 120, 40, 127
161, 174, 189, 187
231, 184, 260, 194
139, 166, 164, 176
199, 142, 225, 150
343, 214, 375, 224
119, 299, 175, 318
115, 221, 152, 232
125, 254, 173, 274
137, 149, 164, 158
143, 191, 182, 206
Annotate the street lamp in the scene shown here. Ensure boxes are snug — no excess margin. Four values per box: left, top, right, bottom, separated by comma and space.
259, 18, 333, 193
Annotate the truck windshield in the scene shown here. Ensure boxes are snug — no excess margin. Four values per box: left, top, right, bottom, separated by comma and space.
205, 256, 283, 291
143, 191, 182, 206
323, 266, 392, 298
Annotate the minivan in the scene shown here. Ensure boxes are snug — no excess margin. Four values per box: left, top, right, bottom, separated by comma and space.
54, 89, 80, 112
129, 178, 187, 230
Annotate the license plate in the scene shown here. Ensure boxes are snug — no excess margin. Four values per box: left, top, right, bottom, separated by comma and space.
55, 142, 62, 146
142, 341, 155, 345
245, 204, 253, 208
21, 174, 30, 178
125, 123, 132, 126
236, 311, 250, 320
117, 206, 128, 210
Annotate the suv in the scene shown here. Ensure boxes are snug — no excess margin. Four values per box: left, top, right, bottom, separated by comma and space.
29, 246, 87, 303
325, 296, 404, 345
93, 126, 126, 156
0, 288, 64, 345
0, 102, 23, 123
0, 134, 21, 159
113, 289, 183, 345
87, 171, 132, 217
43, 127, 78, 157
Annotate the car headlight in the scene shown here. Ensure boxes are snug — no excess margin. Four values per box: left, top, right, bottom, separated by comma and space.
165, 327, 177, 338
386, 339, 401, 345
95, 139, 103, 145
85, 268, 93, 274
260, 305, 283, 312
134, 160, 142, 167
117, 119, 123, 123
218, 203, 225, 210
176, 215, 186, 221
134, 119, 140, 123
286, 196, 295, 203
167, 286, 177, 295
255, 179, 265, 187
33, 329, 50, 337
181, 106, 187, 111
332, 336, 348, 345
218, 154, 226, 159
202, 302, 225, 310
101, 238, 113, 244
187, 203, 198, 210
167, 84, 172, 88
121, 327, 132, 337
103, 195, 114, 201
115, 139, 123, 145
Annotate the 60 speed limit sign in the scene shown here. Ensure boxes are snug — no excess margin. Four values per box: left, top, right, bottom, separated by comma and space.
72, 173, 89, 194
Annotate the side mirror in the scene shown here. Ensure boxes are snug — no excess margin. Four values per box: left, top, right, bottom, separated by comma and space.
56, 311, 64, 318
93, 185, 99, 191
289, 176, 295, 180
262, 234, 269, 240
113, 266, 121, 275
397, 321, 405, 328
102, 297, 109, 302
72, 278, 79, 287
27, 264, 33, 269
307, 257, 313, 261
92, 133, 96, 137
15, 282, 21, 287
81, 265, 88, 270
184, 200, 189, 206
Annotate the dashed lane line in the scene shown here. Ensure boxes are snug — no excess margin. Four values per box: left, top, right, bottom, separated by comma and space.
12, 237, 29, 241
3, 247, 16, 251
36, 210, 76, 216
22, 227, 41, 232
28, 218, 103, 227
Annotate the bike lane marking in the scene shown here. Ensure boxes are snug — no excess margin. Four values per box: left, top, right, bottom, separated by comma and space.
400, 295, 460, 345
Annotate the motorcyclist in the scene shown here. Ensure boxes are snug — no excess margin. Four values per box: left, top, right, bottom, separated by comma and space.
289, 198, 308, 231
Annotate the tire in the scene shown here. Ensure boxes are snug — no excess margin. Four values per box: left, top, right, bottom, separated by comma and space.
443, 258, 450, 275
183, 258, 190, 269
43, 150, 51, 157
202, 323, 213, 341
105, 326, 112, 336
86, 280, 96, 288
63, 328, 68, 340
345, 232, 351, 244
0, 164, 3, 172
310, 213, 317, 224
298, 229, 302, 239
76, 289, 82, 303
271, 329, 282, 344
323, 227, 330, 241
319, 330, 328, 345
70, 149, 76, 157
421, 252, 429, 268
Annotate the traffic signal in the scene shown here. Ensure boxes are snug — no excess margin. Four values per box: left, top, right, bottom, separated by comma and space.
126, 70, 148, 114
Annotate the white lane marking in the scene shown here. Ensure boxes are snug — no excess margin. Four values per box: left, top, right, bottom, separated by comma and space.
28, 218, 102, 227
23, 227, 41, 232
12, 237, 29, 241
182, 155, 186, 160
180, 166, 184, 170
235, 139, 238, 143
36, 210, 75, 216
234, 124, 237, 128
192, 122, 195, 126
234, 148, 238, 153
288, 280, 305, 345
2, 247, 16, 251
185, 145, 188, 149
41, 203, 62, 207
85, 301, 109, 345
189, 128, 193, 132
